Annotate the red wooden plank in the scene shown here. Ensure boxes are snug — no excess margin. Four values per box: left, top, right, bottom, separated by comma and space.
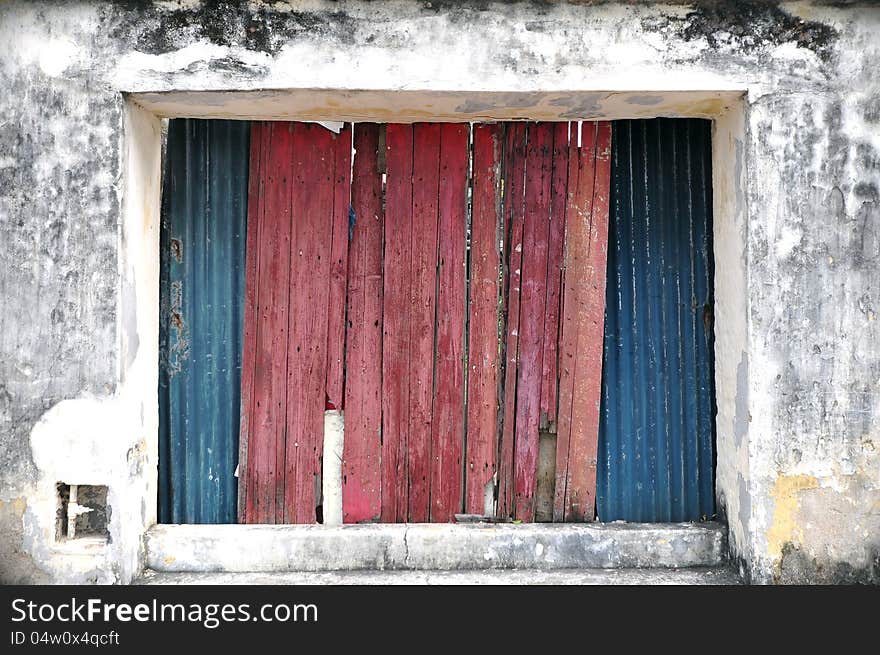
512, 122, 553, 521
272, 124, 295, 525
497, 123, 527, 519
539, 122, 569, 430
343, 123, 384, 523
465, 123, 503, 515
407, 123, 441, 522
564, 122, 612, 522
326, 125, 352, 411
283, 124, 307, 524
245, 122, 270, 524
238, 121, 266, 523
245, 122, 295, 524
381, 123, 414, 522
241, 122, 353, 525
430, 123, 469, 522
284, 123, 335, 523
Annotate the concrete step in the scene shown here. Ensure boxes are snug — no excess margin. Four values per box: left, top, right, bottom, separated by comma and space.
145, 522, 726, 573
137, 567, 741, 585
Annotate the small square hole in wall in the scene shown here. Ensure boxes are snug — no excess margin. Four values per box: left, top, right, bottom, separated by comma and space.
55, 483, 110, 541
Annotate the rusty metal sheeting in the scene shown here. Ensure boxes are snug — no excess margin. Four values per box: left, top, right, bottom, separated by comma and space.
158, 119, 250, 524
597, 118, 716, 522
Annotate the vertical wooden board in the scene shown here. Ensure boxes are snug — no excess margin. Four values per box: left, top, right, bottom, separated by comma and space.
284, 123, 335, 523
555, 122, 613, 522
407, 123, 441, 522
303, 123, 338, 523
560, 123, 597, 522
238, 122, 265, 523
497, 123, 527, 519
539, 122, 569, 429
554, 122, 589, 522
326, 125, 352, 411
273, 124, 295, 525
513, 122, 553, 521
430, 123, 469, 522
381, 124, 414, 522
343, 123, 384, 523
282, 125, 305, 524
465, 123, 503, 515
253, 122, 273, 526
245, 122, 295, 524
565, 122, 612, 522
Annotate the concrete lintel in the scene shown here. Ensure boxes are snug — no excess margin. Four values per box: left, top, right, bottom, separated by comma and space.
145, 522, 726, 573
130, 89, 744, 122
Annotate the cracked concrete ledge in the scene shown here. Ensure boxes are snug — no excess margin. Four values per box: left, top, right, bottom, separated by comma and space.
136, 567, 741, 585
145, 522, 726, 573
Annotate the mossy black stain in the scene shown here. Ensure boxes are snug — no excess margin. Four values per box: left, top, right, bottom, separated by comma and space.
676, 1, 839, 62
778, 542, 880, 585
102, 1, 357, 56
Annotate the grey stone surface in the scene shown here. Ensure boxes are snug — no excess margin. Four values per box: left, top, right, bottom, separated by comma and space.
136, 567, 742, 585
145, 522, 727, 572
0, 497, 50, 584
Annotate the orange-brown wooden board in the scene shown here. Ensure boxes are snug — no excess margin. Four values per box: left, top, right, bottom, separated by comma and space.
554, 122, 612, 522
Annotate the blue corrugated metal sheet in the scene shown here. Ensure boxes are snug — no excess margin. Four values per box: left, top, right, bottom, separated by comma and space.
158, 119, 250, 524
597, 118, 716, 522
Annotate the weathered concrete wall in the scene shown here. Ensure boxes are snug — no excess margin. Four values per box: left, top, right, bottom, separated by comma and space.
0, 0, 877, 584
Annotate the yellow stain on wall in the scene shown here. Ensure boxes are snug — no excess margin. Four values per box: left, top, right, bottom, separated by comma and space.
767, 474, 819, 559
0, 497, 27, 516
663, 97, 728, 118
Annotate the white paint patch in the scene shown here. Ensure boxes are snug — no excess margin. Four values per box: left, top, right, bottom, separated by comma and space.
113, 41, 270, 88
154, 0, 203, 9
38, 38, 80, 77
314, 121, 344, 134
775, 226, 803, 260
322, 410, 344, 526
770, 41, 818, 64
535, 542, 544, 557
483, 479, 495, 516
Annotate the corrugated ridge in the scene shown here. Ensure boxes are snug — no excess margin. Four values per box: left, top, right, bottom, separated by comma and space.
158, 119, 250, 524
597, 118, 716, 522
